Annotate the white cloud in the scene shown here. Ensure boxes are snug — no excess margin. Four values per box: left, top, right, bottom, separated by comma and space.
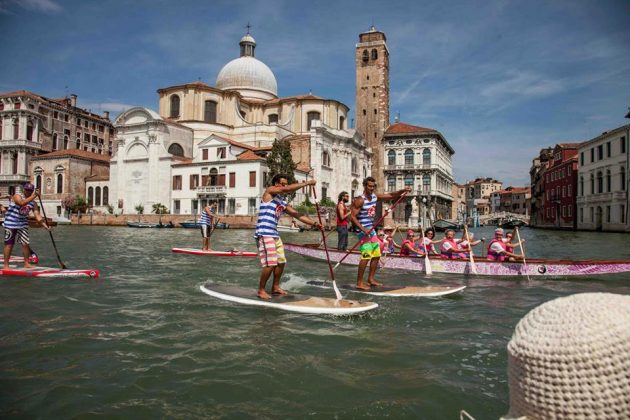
3, 0, 62, 13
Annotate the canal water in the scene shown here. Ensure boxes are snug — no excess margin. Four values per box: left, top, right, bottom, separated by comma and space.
1, 226, 629, 418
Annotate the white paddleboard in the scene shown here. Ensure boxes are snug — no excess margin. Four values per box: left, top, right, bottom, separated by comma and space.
200, 283, 378, 315
307, 281, 466, 297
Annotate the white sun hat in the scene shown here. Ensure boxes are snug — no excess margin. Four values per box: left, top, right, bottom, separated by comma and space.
502, 293, 630, 419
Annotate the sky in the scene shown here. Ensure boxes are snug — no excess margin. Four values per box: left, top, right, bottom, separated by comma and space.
1, 0, 629, 186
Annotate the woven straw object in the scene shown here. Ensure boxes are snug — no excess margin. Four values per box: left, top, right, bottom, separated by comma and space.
503, 293, 630, 419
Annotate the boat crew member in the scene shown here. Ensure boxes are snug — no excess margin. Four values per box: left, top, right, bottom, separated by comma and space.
502, 231, 523, 255
400, 229, 424, 256
419, 228, 440, 255
336, 191, 350, 250
382, 226, 397, 255
350, 177, 410, 290
199, 202, 217, 251
487, 228, 523, 261
457, 232, 485, 258
255, 174, 321, 300
3, 183, 49, 270
440, 229, 468, 259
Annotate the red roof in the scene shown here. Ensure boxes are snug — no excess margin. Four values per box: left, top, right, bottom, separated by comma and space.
32, 149, 111, 163
237, 150, 266, 161
385, 122, 436, 135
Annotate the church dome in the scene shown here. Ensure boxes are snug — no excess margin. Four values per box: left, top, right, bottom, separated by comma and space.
215, 32, 278, 100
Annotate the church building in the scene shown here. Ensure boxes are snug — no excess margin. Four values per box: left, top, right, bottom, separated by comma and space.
109, 31, 372, 216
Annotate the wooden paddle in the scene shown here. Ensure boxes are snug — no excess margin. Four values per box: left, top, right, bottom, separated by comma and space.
311, 186, 342, 300
419, 226, 433, 275
37, 195, 67, 269
333, 192, 409, 270
463, 224, 477, 274
515, 226, 531, 281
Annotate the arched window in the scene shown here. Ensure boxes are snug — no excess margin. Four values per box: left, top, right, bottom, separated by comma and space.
404, 149, 414, 165
268, 113, 278, 124
351, 157, 358, 174
579, 176, 584, 196
56, 173, 63, 194
606, 170, 611, 192
339, 116, 345, 130
422, 174, 431, 193
596, 171, 603, 193
387, 175, 396, 191
168, 143, 184, 157
204, 100, 217, 123
363, 166, 367, 178
622, 167, 627, 191
95, 186, 101, 206
388, 150, 396, 166
307, 111, 320, 130
590, 174, 595, 194
423, 148, 431, 165
103, 186, 109, 205
169, 95, 180, 118
404, 174, 414, 188
26, 121, 33, 141
209, 168, 218, 186
371, 49, 378, 60
87, 187, 93, 206
322, 150, 330, 167
13, 119, 18, 139
63, 135, 69, 150
52, 133, 58, 150
362, 49, 369, 62
76, 138, 81, 149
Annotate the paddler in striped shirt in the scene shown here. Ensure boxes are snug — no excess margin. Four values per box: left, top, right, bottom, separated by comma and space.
350, 177, 410, 290
254, 174, 322, 300
3, 182, 49, 270
199, 202, 217, 251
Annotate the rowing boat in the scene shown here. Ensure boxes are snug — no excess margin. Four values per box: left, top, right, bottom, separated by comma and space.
284, 243, 630, 277
172, 248, 257, 257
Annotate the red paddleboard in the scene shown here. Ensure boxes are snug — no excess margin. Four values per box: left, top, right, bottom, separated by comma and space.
171, 248, 257, 257
0, 266, 100, 278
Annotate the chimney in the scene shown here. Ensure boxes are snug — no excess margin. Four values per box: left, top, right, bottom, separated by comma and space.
70, 94, 77, 107
103, 111, 110, 119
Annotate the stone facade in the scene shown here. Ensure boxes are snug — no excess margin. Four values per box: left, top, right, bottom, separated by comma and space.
576, 124, 629, 232
529, 147, 553, 227
464, 178, 503, 218
29, 149, 110, 218
383, 122, 455, 226
355, 26, 390, 187
540, 144, 579, 229
0, 90, 113, 197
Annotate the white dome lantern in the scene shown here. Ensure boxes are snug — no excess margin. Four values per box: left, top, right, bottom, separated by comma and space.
215, 32, 278, 101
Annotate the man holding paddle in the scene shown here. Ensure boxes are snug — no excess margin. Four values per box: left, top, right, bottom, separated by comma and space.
350, 177, 410, 290
3, 182, 49, 270
255, 174, 322, 300
199, 202, 217, 251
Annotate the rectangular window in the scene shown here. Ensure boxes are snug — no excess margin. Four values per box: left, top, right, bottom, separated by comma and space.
580, 208, 584, 223
606, 142, 611, 158
249, 171, 256, 187
562, 186, 566, 197
568, 186, 572, 197
190, 174, 199, 189
606, 206, 611, 223
561, 206, 565, 217
202, 149, 208, 160
174, 200, 180, 214
201, 175, 208, 186
597, 144, 603, 160
217, 147, 226, 159
248, 198, 257, 215
622, 136, 627, 154
622, 205, 626, 223
580, 152, 584, 166
228, 198, 236, 214
568, 206, 572, 217
172, 175, 182, 190
229, 172, 235, 188
590, 207, 594, 222
218, 174, 225, 186
591, 148, 595, 162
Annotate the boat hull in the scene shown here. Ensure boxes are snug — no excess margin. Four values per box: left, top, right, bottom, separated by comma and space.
284, 243, 630, 277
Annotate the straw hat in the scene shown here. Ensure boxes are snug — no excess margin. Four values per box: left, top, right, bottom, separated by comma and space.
503, 293, 630, 419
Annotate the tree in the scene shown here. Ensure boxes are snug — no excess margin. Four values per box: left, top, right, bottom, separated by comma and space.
135, 205, 144, 215
266, 138, 297, 197
151, 203, 169, 214
62, 194, 88, 213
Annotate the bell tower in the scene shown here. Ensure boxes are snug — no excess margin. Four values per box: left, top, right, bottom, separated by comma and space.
355, 25, 389, 187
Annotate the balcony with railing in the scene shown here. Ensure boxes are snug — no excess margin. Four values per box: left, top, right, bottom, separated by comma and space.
0, 174, 30, 182
384, 163, 435, 171
0, 139, 42, 150
196, 185, 227, 195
